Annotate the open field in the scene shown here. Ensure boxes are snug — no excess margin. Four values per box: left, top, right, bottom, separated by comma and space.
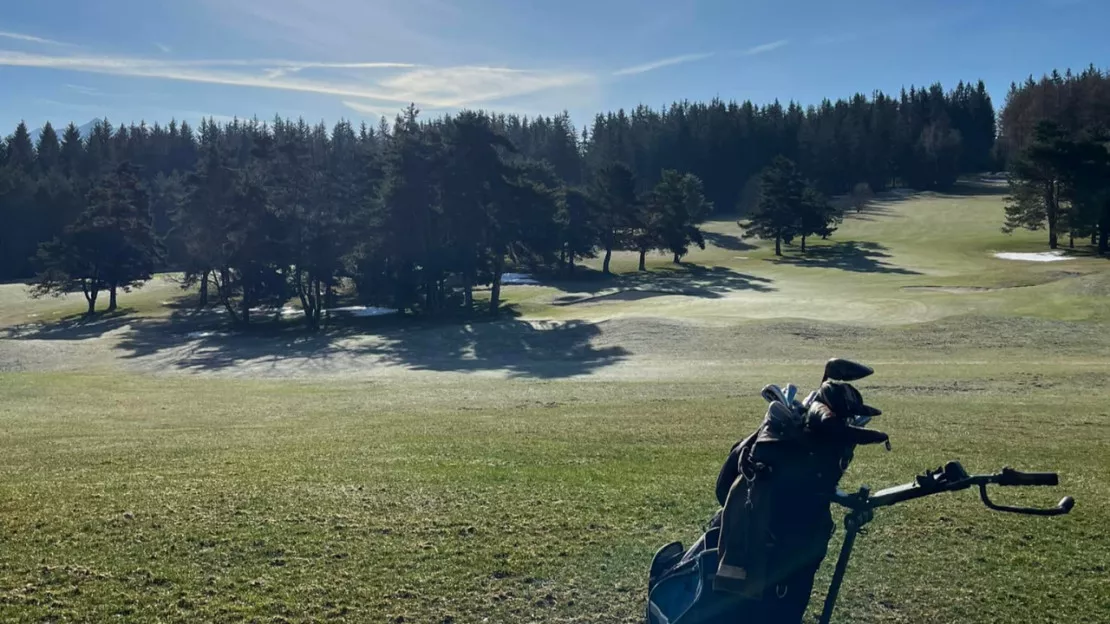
2, 183, 1109, 623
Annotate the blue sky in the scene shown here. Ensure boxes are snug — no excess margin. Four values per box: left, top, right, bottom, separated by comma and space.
0, 0, 1105, 134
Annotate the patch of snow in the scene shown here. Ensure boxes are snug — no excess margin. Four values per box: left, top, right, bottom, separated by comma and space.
28, 313, 39, 318
993, 251, 1075, 262
502, 272, 540, 285
160, 301, 174, 306
329, 306, 398, 318
186, 331, 229, 339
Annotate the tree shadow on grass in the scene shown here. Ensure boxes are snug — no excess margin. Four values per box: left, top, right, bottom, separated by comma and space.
0, 308, 138, 340
535, 263, 776, 303
104, 307, 629, 380
353, 317, 630, 379
702, 231, 757, 251
766, 241, 922, 275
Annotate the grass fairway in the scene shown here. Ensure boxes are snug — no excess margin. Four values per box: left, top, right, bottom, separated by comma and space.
1, 184, 1109, 623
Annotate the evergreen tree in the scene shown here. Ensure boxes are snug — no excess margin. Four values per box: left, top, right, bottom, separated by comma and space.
7, 122, 35, 172
32, 162, 161, 314
649, 170, 714, 265
796, 187, 841, 251
35, 122, 61, 173
590, 162, 639, 274
557, 186, 601, 275
59, 123, 84, 178
741, 156, 806, 255
1003, 121, 1070, 248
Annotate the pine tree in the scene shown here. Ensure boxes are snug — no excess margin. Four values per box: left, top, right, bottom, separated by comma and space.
59, 123, 84, 178
1003, 121, 1070, 248
557, 186, 601, 275
590, 162, 639, 274
35, 122, 61, 172
796, 187, 841, 251
32, 162, 162, 314
741, 156, 805, 256
648, 170, 713, 265
7, 122, 35, 172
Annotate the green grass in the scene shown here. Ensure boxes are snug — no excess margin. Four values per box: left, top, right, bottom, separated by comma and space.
1, 363, 1107, 623
1, 183, 1109, 622
0, 275, 191, 329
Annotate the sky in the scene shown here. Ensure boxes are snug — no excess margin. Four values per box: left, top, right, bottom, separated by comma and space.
0, 0, 1107, 134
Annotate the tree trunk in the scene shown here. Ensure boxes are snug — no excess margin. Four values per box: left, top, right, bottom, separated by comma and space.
775, 236, 782, 256
1092, 231, 1098, 245
673, 252, 681, 264
425, 279, 437, 314
107, 284, 118, 312
463, 271, 473, 311
83, 280, 98, 316
801, 235, 807, 252
311, 277, 322, 330
1100, 204, 1110, 255
241, 287, 251, 326
1046, 182, 1059, 250
489, 256, 504, 316
1069, 231, 1075, 249
603, 246, 613, 275
198, 270, 209, 308
638, 250, 647, 271
559, 247, 567, 273
211, 269, 240, 324
569, 256, 575, 275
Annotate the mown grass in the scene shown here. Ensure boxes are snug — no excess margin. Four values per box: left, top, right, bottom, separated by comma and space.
1, 358, 1107, 623
1, 183, 1109, 623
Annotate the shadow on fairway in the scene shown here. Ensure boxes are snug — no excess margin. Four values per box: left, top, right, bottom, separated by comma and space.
540, 264, 776, 301
93, 309, 630, 380
0, 308, 137, 340
702, 231, 758, 251
766, 241, 922, 275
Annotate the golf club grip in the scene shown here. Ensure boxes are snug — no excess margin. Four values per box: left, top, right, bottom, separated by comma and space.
998, 468, 1058, 487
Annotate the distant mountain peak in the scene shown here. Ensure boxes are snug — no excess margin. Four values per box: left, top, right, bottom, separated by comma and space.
29, 118, 106, 144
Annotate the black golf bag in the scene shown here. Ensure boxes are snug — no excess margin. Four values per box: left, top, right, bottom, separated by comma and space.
646, 361, 888, 624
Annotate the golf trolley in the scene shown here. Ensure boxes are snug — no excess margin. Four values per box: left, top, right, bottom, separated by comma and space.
820, 461, 1074, 624
645, 359, 1076, 624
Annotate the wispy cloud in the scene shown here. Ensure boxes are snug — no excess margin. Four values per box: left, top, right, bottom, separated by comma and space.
0, 50, 595, 109
0, 30, 71, 47
743, 39, 789, 56
64, 84, 105, 96
612, 53, 715, 77
342, 100, 409, 119
155, 43, 172, 53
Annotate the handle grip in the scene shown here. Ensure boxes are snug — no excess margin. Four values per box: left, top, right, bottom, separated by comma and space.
997, 467, 1058, 487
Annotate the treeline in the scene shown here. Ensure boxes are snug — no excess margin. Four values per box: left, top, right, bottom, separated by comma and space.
999, 65, 1110, 253
0, 79, 999, 322
586, 80, 996, 207
7, 109, 715, 323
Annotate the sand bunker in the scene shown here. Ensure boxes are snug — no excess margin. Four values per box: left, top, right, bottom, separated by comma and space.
994, 251, 1074, 262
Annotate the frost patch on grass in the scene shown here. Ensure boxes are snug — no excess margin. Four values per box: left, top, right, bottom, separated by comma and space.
994, 251, 1074, 262
903, 286, 996, 294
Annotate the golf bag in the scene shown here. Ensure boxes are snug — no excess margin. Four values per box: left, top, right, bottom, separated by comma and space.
646, 360, 888, 624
